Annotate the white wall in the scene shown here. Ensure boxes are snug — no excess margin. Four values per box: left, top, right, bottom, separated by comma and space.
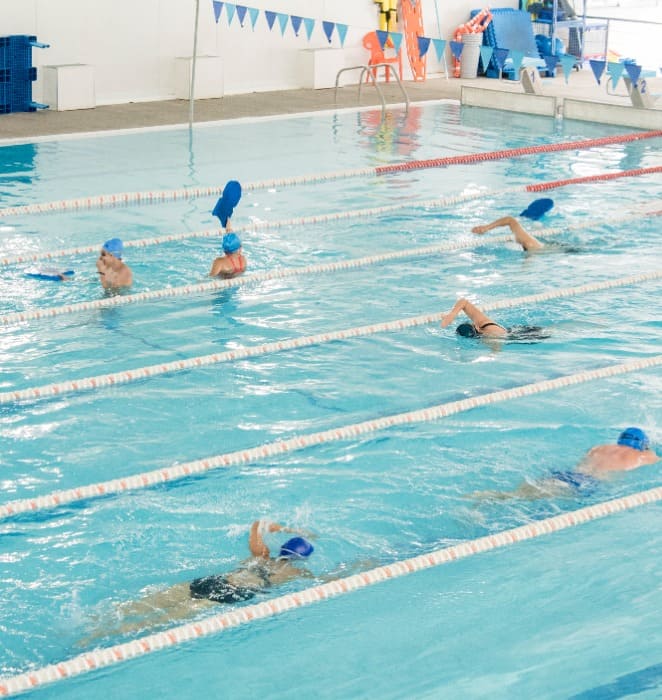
0, 0, 517, 106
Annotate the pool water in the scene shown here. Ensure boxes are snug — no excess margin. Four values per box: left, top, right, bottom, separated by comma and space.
0, 102, 661, 699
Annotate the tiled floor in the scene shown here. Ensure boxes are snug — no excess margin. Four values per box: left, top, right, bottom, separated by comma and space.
0, 69, 660, 140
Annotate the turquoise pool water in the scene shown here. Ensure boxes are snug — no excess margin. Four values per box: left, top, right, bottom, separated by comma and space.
0, 102, 661, 698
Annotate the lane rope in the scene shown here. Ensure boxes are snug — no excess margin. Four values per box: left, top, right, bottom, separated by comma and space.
0, 131, 659, 219
2, 483, 661, 697
0, 354, 659, 521
2, 165, 660, 267
2, 203, 660, 328
2, 270, 660, 406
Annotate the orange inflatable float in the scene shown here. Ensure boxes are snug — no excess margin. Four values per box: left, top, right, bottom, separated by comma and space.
453, 8, 493, 78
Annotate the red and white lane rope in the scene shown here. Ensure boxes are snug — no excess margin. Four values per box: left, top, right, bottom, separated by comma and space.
2, 483, 661, 697
2, 204, 660, 328
0, 188, 525, 267
2, 165, 660, 268
0, 131, 659, 219
1, 270, 659, 406
0, 354, 658, 521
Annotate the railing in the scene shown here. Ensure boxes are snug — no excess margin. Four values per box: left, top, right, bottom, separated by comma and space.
334, 63, 409, 120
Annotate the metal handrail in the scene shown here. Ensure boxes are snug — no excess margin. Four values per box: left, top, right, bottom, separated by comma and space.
334, 63, 409, 120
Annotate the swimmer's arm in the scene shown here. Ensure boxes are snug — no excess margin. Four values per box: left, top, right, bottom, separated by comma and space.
249, 519, 271, 558
441, 298, 500, 331
249, 520, 316, 558
472, 216, 542, 251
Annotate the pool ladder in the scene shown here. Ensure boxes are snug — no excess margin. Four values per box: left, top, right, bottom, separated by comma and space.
334, 64, 409, 120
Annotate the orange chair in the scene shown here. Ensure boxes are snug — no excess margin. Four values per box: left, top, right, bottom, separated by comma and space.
363, 31, 403, 83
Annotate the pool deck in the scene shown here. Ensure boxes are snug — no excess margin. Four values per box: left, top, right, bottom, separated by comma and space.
0, 68, 660, 140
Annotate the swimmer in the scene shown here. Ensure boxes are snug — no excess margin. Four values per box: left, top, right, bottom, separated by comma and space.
470, 427, 659, 501
471, 198, 554, 252
209, 232, 246, 278
441, 298, 507, 338
96, 238, 133, 289
441, 298, 548, 341
472, 216, 544, 251
83, 519, 315, 641
212, 180, 242, 232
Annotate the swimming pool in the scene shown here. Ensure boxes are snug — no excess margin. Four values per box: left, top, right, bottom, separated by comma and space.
0, 101, 661, 698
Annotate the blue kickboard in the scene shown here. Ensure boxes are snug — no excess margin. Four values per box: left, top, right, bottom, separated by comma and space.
472, 8, 546, 79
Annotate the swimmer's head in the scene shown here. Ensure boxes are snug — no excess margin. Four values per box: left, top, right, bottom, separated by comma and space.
279, 537, 314, 559
617, 427, 650, 451
222, 233, 242, 254
456, 323, 477, 338
520, 198, 554, 221
102, 238, 123, 259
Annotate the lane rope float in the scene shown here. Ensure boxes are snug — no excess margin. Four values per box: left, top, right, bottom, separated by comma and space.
2, 166, 660, 267
0, 131, 659, 219
2, 483, 661, 697
1, 204, 660, 328
0, 354, 659, 521
1, 270, 660, 405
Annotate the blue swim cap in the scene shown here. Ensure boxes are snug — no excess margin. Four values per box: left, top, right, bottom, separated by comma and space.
212, 180, 242, 228
102, 238, 123, 259
617, 427, 650, 451
222, 233, 242, 254
279, 537, 314, 559
456, 323, 477, 338
520, 198, 554, 221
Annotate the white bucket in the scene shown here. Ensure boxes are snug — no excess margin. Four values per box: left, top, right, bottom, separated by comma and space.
460, 33, 483, 79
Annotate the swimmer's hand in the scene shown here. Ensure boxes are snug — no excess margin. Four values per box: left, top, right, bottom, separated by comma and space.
471, 225, 489, 235
440, 314, 454, 328
257, 520, 316, 540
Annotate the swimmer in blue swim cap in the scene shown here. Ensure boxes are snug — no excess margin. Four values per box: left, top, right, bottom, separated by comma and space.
97, 237, 132, 289
83, 519, 315, 642
209, 232, 246, 278
469, 428, 659, 501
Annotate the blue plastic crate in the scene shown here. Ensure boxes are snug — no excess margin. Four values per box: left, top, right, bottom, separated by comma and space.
0, 37, 9, 68
0, 35, 49, 114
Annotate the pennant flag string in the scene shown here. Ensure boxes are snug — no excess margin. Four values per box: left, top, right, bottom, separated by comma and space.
322, 20, 335, 44
264, 9, 276, 31
590, 59, 606, 85
290, 15, 302, 37
277, 12, 288, 36
624, 61, 642, 85
210, 2, 467, 61
417, 35, 431, 59
607, 61, 625, 89
449, 40, 463, 60
336, 23, 348, 47
433, 38, 447, 62
376, 29, 388, 50
479, 45, 493, 72
248, 6, 259, 29
302, 17, 314, 40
